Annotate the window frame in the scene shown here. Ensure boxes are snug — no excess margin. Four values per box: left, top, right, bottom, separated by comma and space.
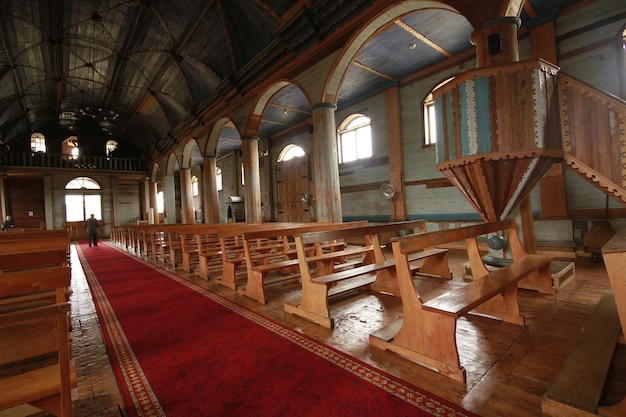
337, 114, 372, 164
30, 132, 46, 153
422, 77, 454, 148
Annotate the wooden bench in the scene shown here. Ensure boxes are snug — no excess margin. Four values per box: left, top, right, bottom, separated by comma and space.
239, 221, 369, 304
542, 225, 626, 417
0, 265, 70, 313
542, 290, 623, 417
0, 261, 75, 416
284, 220, 450, 328
0, 303, 74, 416
214, 222, 314, 289
195, 230, 226, 279
188, 223, 256, 278
0, 230, 70, 271
369, 219, 552, 381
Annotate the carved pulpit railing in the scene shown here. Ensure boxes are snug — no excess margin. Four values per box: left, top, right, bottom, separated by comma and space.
433, 59, 564, 221
558, 74, 626, 205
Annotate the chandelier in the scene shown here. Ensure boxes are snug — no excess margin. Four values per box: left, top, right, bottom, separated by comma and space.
78, 106, 119, 121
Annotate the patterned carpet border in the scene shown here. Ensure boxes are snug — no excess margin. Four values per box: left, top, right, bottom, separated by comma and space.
76, 242, 477, 417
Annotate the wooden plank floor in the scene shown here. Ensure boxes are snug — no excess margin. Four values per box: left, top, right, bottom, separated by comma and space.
1, 242, 622, 417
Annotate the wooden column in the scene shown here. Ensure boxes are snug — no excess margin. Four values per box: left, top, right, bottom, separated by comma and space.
43, 175, 53, 230
241, 136, 262, 223
311, 103, 342, 223
162, 174, 176, 224
0, 174, 6, 220
529, 20, 568, 220
149, 180, 160, 224
385, 85, 406, 221
140, 178, 149, 221
110, 176, 118, 229
179, 168, 195, 224
202, 156, 220, 224
470, 17, 520, 68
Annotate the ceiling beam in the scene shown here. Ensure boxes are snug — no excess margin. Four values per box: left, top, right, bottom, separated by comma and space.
394, 19, 452, 58
352, 61, 395, 81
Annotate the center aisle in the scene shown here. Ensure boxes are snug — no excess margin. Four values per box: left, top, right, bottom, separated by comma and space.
76, 241, 477, 417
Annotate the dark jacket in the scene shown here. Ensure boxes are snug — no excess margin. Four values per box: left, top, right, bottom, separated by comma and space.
85, 218, 99, 234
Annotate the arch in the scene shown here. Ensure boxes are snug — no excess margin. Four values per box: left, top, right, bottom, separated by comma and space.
65, 176, 101, 190
246, 79, 312, 135
181, 138, 201, 169
64, 176, 102, 222
162, 153, 179, 176
322, 1, 463, 103
149, 163, 160, 183
204, 118, 241, 157
277, 144, 306, 162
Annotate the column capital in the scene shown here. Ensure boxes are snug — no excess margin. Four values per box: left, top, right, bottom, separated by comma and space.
480, 16, 520, 30
241, 135, 260, 141
312, 102, 337, 111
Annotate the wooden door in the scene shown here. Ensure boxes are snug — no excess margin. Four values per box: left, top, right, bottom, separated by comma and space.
276, 156, 310, 222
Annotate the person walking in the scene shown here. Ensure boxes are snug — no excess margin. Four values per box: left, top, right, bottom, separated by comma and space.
85, 214, 99, 247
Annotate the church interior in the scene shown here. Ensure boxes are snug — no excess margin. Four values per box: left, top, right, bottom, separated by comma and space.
1, 0, 626, 416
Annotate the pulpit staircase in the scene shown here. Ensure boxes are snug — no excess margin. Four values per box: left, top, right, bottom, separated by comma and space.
558, 73, 626, 206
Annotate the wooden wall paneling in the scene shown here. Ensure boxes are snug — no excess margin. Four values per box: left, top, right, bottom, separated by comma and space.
6, 176, 46, 229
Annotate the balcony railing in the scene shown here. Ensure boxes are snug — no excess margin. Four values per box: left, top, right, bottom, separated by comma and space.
0, 151, 145, 172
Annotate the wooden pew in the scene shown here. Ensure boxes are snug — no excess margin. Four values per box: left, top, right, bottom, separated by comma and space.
542, 290, 623, 417
543, 225, 626, 417
369, 219, 552, 381
0, 265, 70, 312
284, 220, 450, 328
239, 221, 369, 304
215, 223, 311, 289
182, 223, 251, 275
0, 230, 70, 270
0, 261, 74, 416
195, 229, 227, 279
0, 303, 74, 416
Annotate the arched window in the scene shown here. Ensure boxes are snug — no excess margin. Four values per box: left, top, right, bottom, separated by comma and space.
216, 167, 223, 191
65, 177, 101, 222
277, 144, 305, 162
337, 114, 372, 163
192, 175, 199, 197
157, 191, 164, 214
30, 132, 46, 153
422, 78, 454, 147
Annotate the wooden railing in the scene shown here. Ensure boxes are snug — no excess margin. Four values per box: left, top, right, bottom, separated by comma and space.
558, 73, 626, 204
0, 151, 145, 172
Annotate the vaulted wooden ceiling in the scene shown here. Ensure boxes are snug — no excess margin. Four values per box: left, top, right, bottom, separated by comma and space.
0, 0, 581, 162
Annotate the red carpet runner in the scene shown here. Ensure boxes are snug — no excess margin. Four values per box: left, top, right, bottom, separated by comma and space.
77, 242, 477, 417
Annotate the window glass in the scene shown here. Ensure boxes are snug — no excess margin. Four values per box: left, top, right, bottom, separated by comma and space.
277, 144, 305, 162
423, 77, 453, 146
337, 114, 371, 163
157, 191, 164, 214
192, 175, 199, 197
66, 177, 101, 190
64, 177, 102, 222
65, 195, 85, 221
30, 132, 46, 153
216, 167, 223, 191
